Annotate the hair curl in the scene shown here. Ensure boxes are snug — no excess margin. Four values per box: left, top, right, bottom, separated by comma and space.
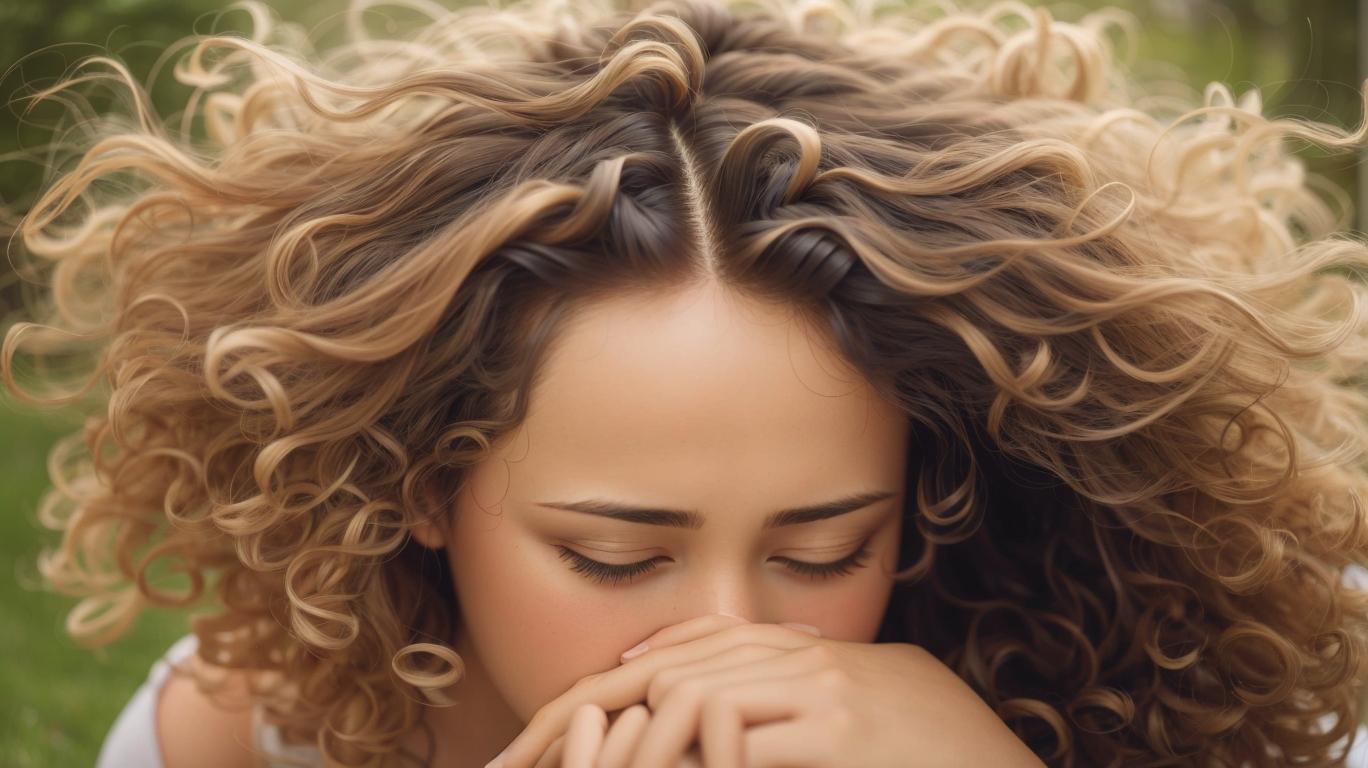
7, 0, 1368, 765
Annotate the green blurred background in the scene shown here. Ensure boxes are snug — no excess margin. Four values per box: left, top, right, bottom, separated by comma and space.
0, 0, 1361, 765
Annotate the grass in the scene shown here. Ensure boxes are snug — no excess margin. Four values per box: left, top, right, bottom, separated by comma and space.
0, 401, 191, 768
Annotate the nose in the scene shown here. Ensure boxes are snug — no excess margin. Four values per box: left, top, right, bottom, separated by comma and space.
683, 567, 764, 625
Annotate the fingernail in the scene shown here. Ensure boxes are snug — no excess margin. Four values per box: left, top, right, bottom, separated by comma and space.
620, 642, 649, 661
782, 622, 821, 636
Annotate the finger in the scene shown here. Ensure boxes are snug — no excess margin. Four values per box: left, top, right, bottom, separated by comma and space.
699, 695, 745, 768
595, 704, 650, 768
643, 643, 788, 710
629, 649, 829, 768
597, 710, 704, 768
620, 613, 751, 662
530, 733, 565, 768
697, 677, 819, 768
690, 676, 830, 768
500, 623, 820, 768
563, 703, 609, 768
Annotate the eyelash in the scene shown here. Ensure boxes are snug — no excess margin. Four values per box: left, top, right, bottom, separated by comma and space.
555, 540, 874, 586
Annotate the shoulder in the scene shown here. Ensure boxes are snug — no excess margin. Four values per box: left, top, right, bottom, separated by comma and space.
155, 644, 263, 768
96, 632, 265, 768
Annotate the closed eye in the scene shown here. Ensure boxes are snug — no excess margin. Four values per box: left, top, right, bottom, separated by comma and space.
555, 535, 875, 586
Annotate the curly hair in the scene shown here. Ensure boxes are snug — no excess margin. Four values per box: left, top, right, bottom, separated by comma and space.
6, 0, 1368, 765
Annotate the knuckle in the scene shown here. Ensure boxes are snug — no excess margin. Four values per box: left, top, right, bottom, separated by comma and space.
566, 673, 602, 701
654, 666, 683, 690
672, 675, 708, 703
799, 643, 838, 665
828, 704, 856, 735
573, 702, 606, 722
815, 665, 851, 691
531, 695, 572, 729
646, 674, 674, 707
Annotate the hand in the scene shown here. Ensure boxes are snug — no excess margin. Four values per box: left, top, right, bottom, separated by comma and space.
490, 613, 1046, 768
529, 703, 704, 768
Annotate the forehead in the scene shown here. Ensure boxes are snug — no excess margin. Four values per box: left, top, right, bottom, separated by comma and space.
506, 282, 908, 480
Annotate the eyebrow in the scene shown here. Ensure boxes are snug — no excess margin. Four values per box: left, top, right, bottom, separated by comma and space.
533, 490, 899, 530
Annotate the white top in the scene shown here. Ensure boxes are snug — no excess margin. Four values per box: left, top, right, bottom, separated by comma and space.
94, 633, 323, 767
98, 577, 1368, 768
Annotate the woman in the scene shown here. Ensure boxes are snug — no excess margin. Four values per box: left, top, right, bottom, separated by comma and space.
6, 0, 1368, 765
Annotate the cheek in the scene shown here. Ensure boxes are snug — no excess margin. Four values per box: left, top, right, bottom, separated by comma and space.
790, 568, 897, 643
785, 524, 901, 643
448, 512, 651, 722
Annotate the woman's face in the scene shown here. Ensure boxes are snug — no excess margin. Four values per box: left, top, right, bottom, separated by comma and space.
414, 280, 911, 723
